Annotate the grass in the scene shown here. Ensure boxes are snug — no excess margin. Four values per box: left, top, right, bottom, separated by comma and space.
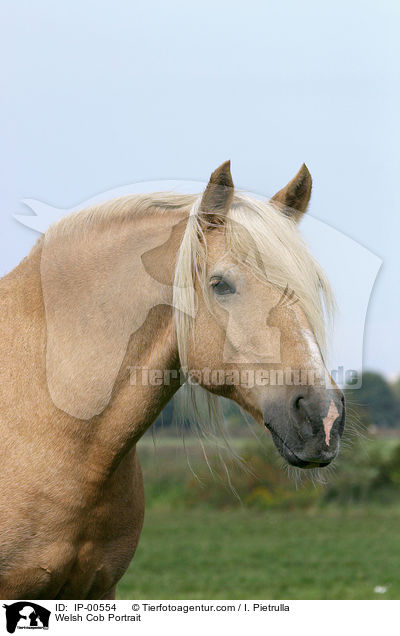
117, 507, 400, 600
116, 430, 400, 599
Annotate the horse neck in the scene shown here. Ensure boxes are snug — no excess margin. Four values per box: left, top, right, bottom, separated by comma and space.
96, 302, 181, 474
4, 206, 189, 480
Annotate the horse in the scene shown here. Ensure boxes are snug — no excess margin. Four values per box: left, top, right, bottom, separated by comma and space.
0, 161, 345, 599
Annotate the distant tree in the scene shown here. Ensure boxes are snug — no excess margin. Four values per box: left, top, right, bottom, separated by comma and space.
345, 371, 400, 429
391, 376, 400, 403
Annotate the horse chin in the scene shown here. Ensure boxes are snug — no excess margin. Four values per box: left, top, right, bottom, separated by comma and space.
264, 422, 335, 469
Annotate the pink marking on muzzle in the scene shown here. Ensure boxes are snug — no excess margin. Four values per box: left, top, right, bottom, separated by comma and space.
323, 401, 340, 446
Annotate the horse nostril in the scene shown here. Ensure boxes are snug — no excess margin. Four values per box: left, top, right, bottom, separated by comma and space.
291, 393, 306, 413
289, 389, 345, 444
290, 394, 308, 425
294, 397, 302, 410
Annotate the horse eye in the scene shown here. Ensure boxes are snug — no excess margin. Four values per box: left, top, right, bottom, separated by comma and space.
211, 278, 235, 295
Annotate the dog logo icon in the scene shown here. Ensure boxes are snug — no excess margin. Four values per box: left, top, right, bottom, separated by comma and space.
3, 602, 50, 633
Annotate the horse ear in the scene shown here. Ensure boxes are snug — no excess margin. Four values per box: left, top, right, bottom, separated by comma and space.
199, 160, 234, 227
271, 163, 312, 222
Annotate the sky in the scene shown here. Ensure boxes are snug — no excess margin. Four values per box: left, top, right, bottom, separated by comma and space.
0, 0, 399, 377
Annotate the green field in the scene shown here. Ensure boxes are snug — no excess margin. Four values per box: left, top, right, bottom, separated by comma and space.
116, 432, 400, 600
118, 507, 400, 599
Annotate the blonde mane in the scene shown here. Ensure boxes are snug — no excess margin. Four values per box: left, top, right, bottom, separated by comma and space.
43, 191, 196, 241
47, 187, 334, 356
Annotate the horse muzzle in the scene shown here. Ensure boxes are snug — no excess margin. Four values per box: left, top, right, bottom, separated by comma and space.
264, 387, 345, 468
